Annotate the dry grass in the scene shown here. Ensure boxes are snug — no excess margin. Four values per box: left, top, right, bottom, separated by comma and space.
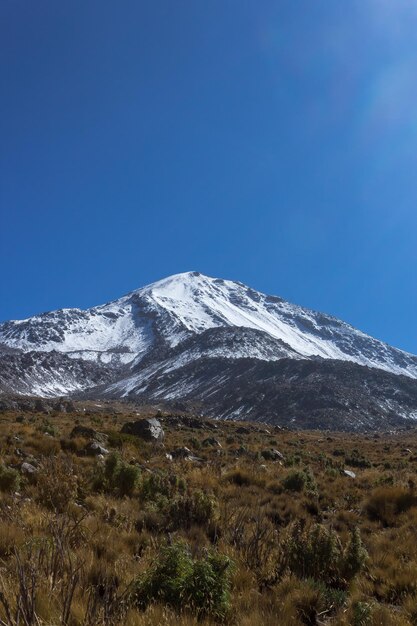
0, 408, 416, 624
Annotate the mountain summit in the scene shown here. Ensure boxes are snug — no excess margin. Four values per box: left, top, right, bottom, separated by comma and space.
1, 272, 417, 430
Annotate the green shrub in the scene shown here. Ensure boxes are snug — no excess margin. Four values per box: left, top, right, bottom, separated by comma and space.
104, 452, 121, 481
278, 522, 367, 587
345, 450, 371, 469
351, 601, 373, 626
141, 472, 186, 502
304, 467, 318, 497
0, 465, 20, 493
282, 470, 307, 492
279, 522, 343, 585
97, 452, 140, 497
167, 490, 219, 530
343, 527, 368, 579
116, 463, 140, 497
134, 541, 233, 620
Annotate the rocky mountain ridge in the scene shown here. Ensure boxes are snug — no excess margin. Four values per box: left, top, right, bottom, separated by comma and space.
1, 271, 417, 430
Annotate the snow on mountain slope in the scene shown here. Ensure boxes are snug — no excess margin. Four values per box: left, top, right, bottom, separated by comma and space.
0, 299, 153, 364
1, 271, 417, 397
134, 272, 417, 378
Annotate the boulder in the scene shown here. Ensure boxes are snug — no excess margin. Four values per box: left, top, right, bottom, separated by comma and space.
53, 398, 77, 413
21, 462, 37, 475
202, 437, 222, 448
70, 425, 108, 444
121, 418, 164, 442
85, 441, 109, 456
172, 446, 192, 459
261, 449, 285, 461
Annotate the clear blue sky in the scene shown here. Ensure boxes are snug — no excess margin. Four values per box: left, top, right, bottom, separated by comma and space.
1, 1, 417, 353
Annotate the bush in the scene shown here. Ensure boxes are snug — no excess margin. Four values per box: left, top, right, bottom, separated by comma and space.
36, 458, 78, 511
100, 452, 140, 496
343, 527, 368, 579
134, 541, 233, 620
141, 471, 186, 501
282, 470, 307, 492
278, 522, 366, 587
279, 522, 342, 585
365, 486, 416, 526
351, 601, 373, 626
345, 450, 371, 469
0, 465, 20, 493
116, 463, 140, 497
225, 469, 257, 487
167, 490, 219, 531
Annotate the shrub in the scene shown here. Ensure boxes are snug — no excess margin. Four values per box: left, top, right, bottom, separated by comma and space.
365, 486, 416, 526
134, 541, 233, 620
141, 472, 186, 501
105, 452, 121, 482
278, 522, 367, 587
282, 470, 307, 492
304, 467, 318, 497
351, 601, 373, 626
279, 522, 342, 585
224, 469, 254, 486
116, 463, 140, 497
101, 452, 140, 496
0, 465, 20, 493
167, 490, 219, 530
343, 527, 368, 580
345, 450, 371, 469
36, 458, 78, 511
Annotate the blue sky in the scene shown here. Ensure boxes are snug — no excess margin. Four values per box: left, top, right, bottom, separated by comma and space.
1, 0, 417, 353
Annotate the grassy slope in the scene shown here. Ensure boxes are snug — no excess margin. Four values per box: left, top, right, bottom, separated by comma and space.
0, 407, 417, 625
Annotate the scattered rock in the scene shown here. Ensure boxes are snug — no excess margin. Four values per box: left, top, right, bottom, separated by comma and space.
121, 418, 165, 442
261, 449, 285, 461
202, 437, 222, 448
53, 398, 77, 413
21, 462, 37, 475
14, 448, 29, 458
343, 469, 356, 478
185, 455, 205, 463
164, 415, 217, 430
85, 442, 109, 456
70, 425, 108, 444
172, 446, 192, 459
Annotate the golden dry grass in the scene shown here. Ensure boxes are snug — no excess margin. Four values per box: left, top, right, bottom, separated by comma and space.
0, 408, 416, 624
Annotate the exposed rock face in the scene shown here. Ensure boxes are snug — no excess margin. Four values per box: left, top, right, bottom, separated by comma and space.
121, 418, 165, 442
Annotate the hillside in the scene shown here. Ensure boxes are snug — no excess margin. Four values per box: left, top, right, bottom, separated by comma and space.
0, 405, 417, 625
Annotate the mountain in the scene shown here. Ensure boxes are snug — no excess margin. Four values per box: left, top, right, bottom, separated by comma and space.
1, 271, 417, 430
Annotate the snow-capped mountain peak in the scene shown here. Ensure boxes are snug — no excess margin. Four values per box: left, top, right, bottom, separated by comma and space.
1, 272, 417, 407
